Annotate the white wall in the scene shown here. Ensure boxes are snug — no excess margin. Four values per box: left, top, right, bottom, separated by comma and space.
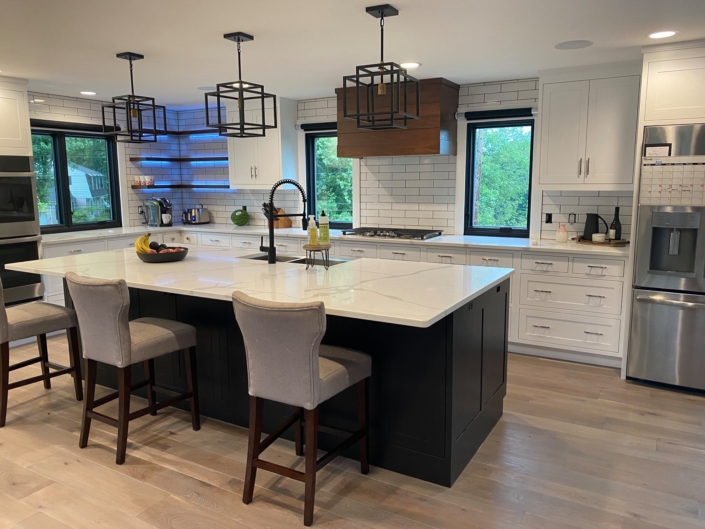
297, 79, 540, 233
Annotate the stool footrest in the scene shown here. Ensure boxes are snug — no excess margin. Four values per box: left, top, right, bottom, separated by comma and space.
9, 356, 42, 372
316, 428, 365, 472
129, 391, 193, 421
7, 366, 75, 390
254, 459, 306, 482
259, 410, 301, 453
92, 379, 150, 409
86, 410, 119, 428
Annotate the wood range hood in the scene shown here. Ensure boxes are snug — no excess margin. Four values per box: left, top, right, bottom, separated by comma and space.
335, 78, 459, 158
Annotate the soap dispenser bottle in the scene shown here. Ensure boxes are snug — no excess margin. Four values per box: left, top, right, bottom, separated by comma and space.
307, 214, 318, 245
319, 210, 330, 244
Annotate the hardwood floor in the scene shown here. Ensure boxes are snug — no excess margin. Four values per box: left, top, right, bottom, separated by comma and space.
1, 334, 704, 528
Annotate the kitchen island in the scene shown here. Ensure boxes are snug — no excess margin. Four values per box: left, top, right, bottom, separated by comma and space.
8, 248, 513, 486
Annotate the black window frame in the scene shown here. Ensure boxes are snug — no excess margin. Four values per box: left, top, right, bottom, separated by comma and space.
304, 130, 353, 230
464, 119, 534, 238
32, 130, 122, 234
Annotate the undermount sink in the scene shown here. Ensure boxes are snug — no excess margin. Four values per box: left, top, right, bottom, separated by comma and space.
244, 253, 349, 267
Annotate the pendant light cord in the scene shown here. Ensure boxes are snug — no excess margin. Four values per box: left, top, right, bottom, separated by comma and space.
129, 57, 135, 97
379, 14, 385, 64
237, 41, 243, 81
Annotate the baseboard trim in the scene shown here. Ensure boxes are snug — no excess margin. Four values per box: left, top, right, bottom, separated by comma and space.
508, 341, 621, 368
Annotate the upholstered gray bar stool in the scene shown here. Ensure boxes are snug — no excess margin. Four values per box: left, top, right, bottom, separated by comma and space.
232, 291, 371, 527
0, 278, 83, 428
66, 272, 201, 465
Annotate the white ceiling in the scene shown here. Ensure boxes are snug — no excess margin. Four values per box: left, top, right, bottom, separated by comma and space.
2, 0, 705, 107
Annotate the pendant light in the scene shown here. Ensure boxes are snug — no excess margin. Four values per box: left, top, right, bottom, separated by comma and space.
343, 4, 420, 130
205, 32, 277, 138
102, 52, 167, 143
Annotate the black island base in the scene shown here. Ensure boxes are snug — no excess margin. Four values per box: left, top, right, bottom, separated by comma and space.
70, 278, 510, 487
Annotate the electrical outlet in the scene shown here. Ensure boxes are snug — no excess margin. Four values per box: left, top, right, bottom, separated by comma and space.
545, 213, 553, 224
138, 206, 144, 214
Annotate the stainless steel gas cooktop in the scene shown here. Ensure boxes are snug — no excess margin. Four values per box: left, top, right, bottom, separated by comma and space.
341, 227, 443, 240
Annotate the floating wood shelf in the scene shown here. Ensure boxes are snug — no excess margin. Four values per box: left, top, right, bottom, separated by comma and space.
130, 184, 230, 190
129, 156, 229, 163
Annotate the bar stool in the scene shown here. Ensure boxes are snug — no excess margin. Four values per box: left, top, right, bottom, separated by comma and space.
65, 272, 201, 465
0, 278, 83, 428
232, 291, 371, 527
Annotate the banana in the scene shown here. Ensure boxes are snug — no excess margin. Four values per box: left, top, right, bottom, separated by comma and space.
135, 233, 151, 254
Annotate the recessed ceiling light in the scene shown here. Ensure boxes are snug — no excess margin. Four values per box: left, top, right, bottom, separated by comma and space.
555, 40, 593, 50
400, 62, 421, 69
649, 30, 678, 39
80, 91, 97, 96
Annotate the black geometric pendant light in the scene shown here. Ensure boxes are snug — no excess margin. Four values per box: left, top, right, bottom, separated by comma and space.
102, 52, 167, 143
343, 4, 420, 130
205, 32, 278, 138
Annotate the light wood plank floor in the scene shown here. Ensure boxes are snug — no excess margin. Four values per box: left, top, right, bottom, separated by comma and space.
1, 334, 704, 528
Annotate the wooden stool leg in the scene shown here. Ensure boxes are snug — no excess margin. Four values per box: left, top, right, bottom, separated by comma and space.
184, 347, 200, 431
79, 359, 97, 448
144, 359, 157, 416
303, 407, 319, 527
67, 327, 83, 401
243, 396, 263, 505
37, 334, 51, 390
294, 407, 304, 456
0, 342, 9, 428
116, 366, 131, 465
357, 378, 370, 475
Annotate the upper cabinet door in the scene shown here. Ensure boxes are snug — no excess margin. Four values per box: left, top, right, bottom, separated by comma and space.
539, 81, 590, 185
645, 56, 705, 122
585, 76, 639, 185
227, 108, 257, 187
0, 84, 32, 156
252, 106, 282, 187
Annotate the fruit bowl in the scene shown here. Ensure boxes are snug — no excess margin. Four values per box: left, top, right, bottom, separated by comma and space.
136, 247, 189, 263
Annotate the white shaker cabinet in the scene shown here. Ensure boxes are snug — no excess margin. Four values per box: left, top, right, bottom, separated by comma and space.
538, 76, 639, 187
0, 77, 32, 157
539, 81, 589, 185
227, 97, 298, 190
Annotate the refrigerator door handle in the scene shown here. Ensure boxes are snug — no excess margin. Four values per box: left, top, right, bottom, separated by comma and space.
635, 295, 705, 310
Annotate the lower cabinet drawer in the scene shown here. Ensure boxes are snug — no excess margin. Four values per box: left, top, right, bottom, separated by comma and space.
378, 245, 421, 262
426, 248, 467, 265
231, 235, 260, 250
572, 257, 625, 278
470, 250, 514, 268
43, 241, 106, 259
338, 242, 378, 259
271, 239, 298, 255
200, 234, 231, 247
521, 253, 570, 273
518, 308, 620, 354
181, 233, 199, 245
161, 232, 181, 245
107, 237, 138, 251
520, 274, 623, 315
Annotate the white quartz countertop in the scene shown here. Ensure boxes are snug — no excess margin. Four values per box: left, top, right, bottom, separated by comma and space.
8, 247, 513, 328
40, 224, 630, 257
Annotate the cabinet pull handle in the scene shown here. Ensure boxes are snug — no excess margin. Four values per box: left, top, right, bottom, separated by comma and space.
250, 166, 253, 178
586, 294, 606, 298
587, 265, 606, 269
533, 289, 552, 293
578, 158, 583, 177
242, 241, 252, 245
532, 325, 550, 329
482, 257, 500, 262
584, 331, 603, 336
586, 158, 590, 177
535, 261, 553, 266
210, 239, 220, 242
437, 254, 453, 258
276, 243, 287, 248
392, 251, 406, 255
69, 249, 83, 254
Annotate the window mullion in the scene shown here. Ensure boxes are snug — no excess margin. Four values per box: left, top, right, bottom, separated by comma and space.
55, 132, 73, 229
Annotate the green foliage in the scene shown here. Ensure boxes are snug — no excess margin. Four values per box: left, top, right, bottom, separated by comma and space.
314, 137, 353, 222
31, 134, 112, 225
472, 126, 531, 229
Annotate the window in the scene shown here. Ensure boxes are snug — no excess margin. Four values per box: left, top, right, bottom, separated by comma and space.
31, 132, 121, 232
464, 120, 534, 237
305, 132, 353, 228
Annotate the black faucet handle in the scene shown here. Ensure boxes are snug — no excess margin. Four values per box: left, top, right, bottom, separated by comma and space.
302, 216, 308, 230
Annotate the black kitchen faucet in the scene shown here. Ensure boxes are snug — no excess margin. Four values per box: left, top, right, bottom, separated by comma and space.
260, 179, 308, 264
